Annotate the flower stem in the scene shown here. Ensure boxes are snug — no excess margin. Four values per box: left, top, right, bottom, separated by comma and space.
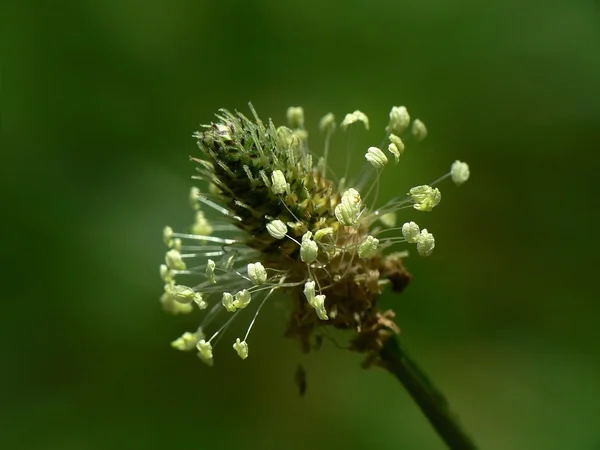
379, 337, 478, 450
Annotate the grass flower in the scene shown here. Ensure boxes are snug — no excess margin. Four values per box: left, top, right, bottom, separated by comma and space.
160, 104, 469, 366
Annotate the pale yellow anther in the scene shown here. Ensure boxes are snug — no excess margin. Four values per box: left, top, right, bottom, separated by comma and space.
411, 119, 428, 141
358, 235, 379, 258
196, 339, 214, 365
416, 229, 435, 256
192, 211, 213, 236
171, 238, 182, 251
334, 188, 362, 227
194, 292, 207, 310
312, 294, 329, 320
170, 284, 196, 304
171, 330, 204, 351
271, 170, 288, 195
206, 259, 216, 284
276, 126, 299, 150
340, 110, 369, 130
165, 249, 186, 270
402, 221, 421, 244
388, 134, 405, 161
409, 185, 441, 212
386, 106, 410, 135
365, 146, 388, 169
163, 226, 174, 247
247, 262, 267, 285
450, 160, 470, 185
233, 338, 249, 360
300, 232, 318, 264
160, 292, 193, 315
189, 186, 201, 210
314, 227, 334, 241
266, 219, 287, 239
293, 129, 308, 140
379, 212, 397, 228
287, 106, 305, 129
222, 292, 236, 312
233, 289, 251, 309
160, 264, 175, 283
319, 113, 336, 133
303, 281, 316, 304
387, 143, 401, 163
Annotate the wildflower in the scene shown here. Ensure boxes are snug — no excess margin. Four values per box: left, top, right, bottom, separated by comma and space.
160, 103, 469, 365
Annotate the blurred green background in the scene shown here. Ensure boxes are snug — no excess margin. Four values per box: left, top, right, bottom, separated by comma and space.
4, 0, 600, 449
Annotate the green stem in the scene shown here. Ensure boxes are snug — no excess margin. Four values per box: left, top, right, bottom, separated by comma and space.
379, 337, 478, 450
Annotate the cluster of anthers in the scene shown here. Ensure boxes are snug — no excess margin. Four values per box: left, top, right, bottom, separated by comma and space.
160, 104, 469, 366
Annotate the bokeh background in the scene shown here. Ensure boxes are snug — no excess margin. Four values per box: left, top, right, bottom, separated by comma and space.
4, 0, 600, 449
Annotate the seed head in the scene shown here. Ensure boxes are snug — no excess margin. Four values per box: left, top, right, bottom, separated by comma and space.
160, 103, 470, 366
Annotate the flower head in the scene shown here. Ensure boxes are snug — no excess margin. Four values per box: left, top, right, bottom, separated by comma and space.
160, 103, 469, 366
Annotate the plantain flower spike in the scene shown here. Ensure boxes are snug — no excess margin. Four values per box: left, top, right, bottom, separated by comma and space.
159, 102, 470, 365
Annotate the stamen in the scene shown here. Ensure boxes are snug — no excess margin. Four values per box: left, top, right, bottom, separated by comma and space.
197, 196, 242, 221
243, 286, 277, 341
173, 233, 237, 245
207, 309, 241, 344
